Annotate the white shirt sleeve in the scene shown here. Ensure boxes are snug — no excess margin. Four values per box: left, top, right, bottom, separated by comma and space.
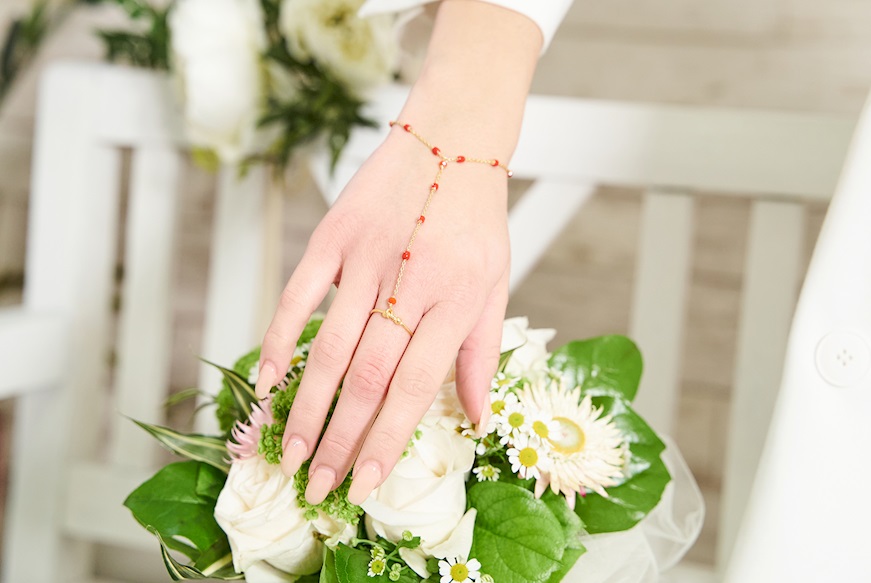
358, 0, 573, 52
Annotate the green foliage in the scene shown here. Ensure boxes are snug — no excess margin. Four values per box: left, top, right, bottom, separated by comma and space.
97, 0, 170, 69
1, 0, 50, 103
293, 460, 362, 525
151, 528, 242, 580
131, 419, 230, 473
573, 396, 670, 534
468, 481, 568, 583
334, 545, 420, 583
206, 360, 259, 437
547, 336, 671, 534
548, 335, 643, 402
124, 461, 236, 578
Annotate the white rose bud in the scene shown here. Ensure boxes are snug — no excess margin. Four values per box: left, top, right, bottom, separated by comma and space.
169, 0, 267, 163
214, 456, 355, 577
362, 425, 477, 577
279, 0, 398, 93
501, 316, 556, 377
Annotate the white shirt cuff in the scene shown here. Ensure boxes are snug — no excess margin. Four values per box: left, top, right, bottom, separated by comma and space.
358, 0, 572, 53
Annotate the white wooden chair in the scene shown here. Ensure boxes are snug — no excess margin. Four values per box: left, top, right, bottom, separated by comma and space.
0, 61, 860, 582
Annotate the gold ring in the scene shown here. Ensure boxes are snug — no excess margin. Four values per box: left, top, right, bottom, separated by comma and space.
370, 308, 414, 336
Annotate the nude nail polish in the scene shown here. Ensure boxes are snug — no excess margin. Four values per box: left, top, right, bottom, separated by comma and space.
348, 462, 382, 505
305, 467, 336, 505
475, 393, 492, 438
254, 361, 277, 398
281, 436, 308, 478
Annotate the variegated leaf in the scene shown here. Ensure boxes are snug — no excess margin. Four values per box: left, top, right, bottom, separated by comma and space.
132, 419, 229, 473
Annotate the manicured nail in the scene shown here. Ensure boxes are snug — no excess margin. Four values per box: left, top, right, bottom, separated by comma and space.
348, 462, 382, 505
305, 466, 336, 505
281, 436, 308, 477
475, 393, 491, 438
254, 361, 277, 398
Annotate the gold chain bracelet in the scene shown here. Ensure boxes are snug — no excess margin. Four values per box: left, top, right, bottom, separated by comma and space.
370, 121, 514, 336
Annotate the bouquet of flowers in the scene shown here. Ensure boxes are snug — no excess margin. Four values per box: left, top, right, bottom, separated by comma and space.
125, 317, 673, 582
97, 0, 398, 170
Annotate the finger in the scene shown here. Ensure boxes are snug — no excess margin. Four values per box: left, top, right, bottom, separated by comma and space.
303, 293, 424, 505
455, 269, 509, 436
347, 303, 476, 505
279, 267, 379, 477
255, 244, 340, 398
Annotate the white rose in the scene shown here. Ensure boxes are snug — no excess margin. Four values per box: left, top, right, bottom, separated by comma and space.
362, 425, 476, 577
214, 456, 355, 577
279, 0, 398, 92
169, 0, 267, 163
501, 317, 557, 377
420, 366, 467, 431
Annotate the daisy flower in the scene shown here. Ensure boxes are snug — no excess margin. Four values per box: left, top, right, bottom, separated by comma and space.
495, 400, 531, 444
527, 409, 558, 449
368, 556, 387, 577
519, 379, 626, 508
507, 434, 549, 481
472, 464, 501, 482
439, 557, 481, 583
490, 371, 519, 392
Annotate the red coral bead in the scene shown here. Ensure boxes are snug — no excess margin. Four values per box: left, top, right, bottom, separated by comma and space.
491, 159, 499, 167
439, 160, 448, 168
403, 124, 411, 132
388, 297, 396, 305
432, 147, 441, 156
456, 156, 466, 163
419, 215, 426, 223
431, 183, 439, 191
402, 251, 411, 260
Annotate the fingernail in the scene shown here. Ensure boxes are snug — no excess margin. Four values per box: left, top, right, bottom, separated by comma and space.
475, 393, 491, 438
305, 466, 336, 505
254, 361, 277, 398
281, 436, 308, 477
348, 462, 382, 505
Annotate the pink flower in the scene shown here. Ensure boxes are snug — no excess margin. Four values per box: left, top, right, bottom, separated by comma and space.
227, 393, 275, 460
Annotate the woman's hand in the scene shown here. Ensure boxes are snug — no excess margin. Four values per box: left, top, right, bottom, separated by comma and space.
254, 0, 543, 506
257, 127, 510, 504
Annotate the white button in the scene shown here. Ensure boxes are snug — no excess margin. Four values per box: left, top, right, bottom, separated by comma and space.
815, 332, 871, 388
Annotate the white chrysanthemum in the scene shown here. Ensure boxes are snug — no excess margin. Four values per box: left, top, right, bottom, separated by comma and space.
507, 434, 549, 481
495, 400, 530, 444
472, 464, 501, 482
439, 557, 481, 583
527, 409, 558, 450
518, 379, 626, 509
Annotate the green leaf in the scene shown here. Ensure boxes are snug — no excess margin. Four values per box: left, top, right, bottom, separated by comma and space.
150, 528, 243, 580
497, 347, 517, 374
124, 461, 229, 563
320, 549, 339, 583
540, 491, 586, 582
574, 396, 670, 534
131, 419, 229, 473
164, 387, 206, 408
548, 336, 643, 403
334, 545, 420, 583
469, 482, 566, 583
204, 359, 258, 420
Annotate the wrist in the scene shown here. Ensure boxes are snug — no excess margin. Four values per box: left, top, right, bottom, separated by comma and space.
394, 0, 541, 162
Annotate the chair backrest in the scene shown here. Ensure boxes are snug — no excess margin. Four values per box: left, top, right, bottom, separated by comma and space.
1, 61, 857, 582
2, 62, 274, 583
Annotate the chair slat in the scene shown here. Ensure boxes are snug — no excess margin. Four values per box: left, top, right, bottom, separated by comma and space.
3, 64, 127, 583
110, 146, 183, 467
0, 308, 65, 399
718, 199, 805, 566
508, 179, 595, 293
195, 166, 268, 434
629, 190, 696, 434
